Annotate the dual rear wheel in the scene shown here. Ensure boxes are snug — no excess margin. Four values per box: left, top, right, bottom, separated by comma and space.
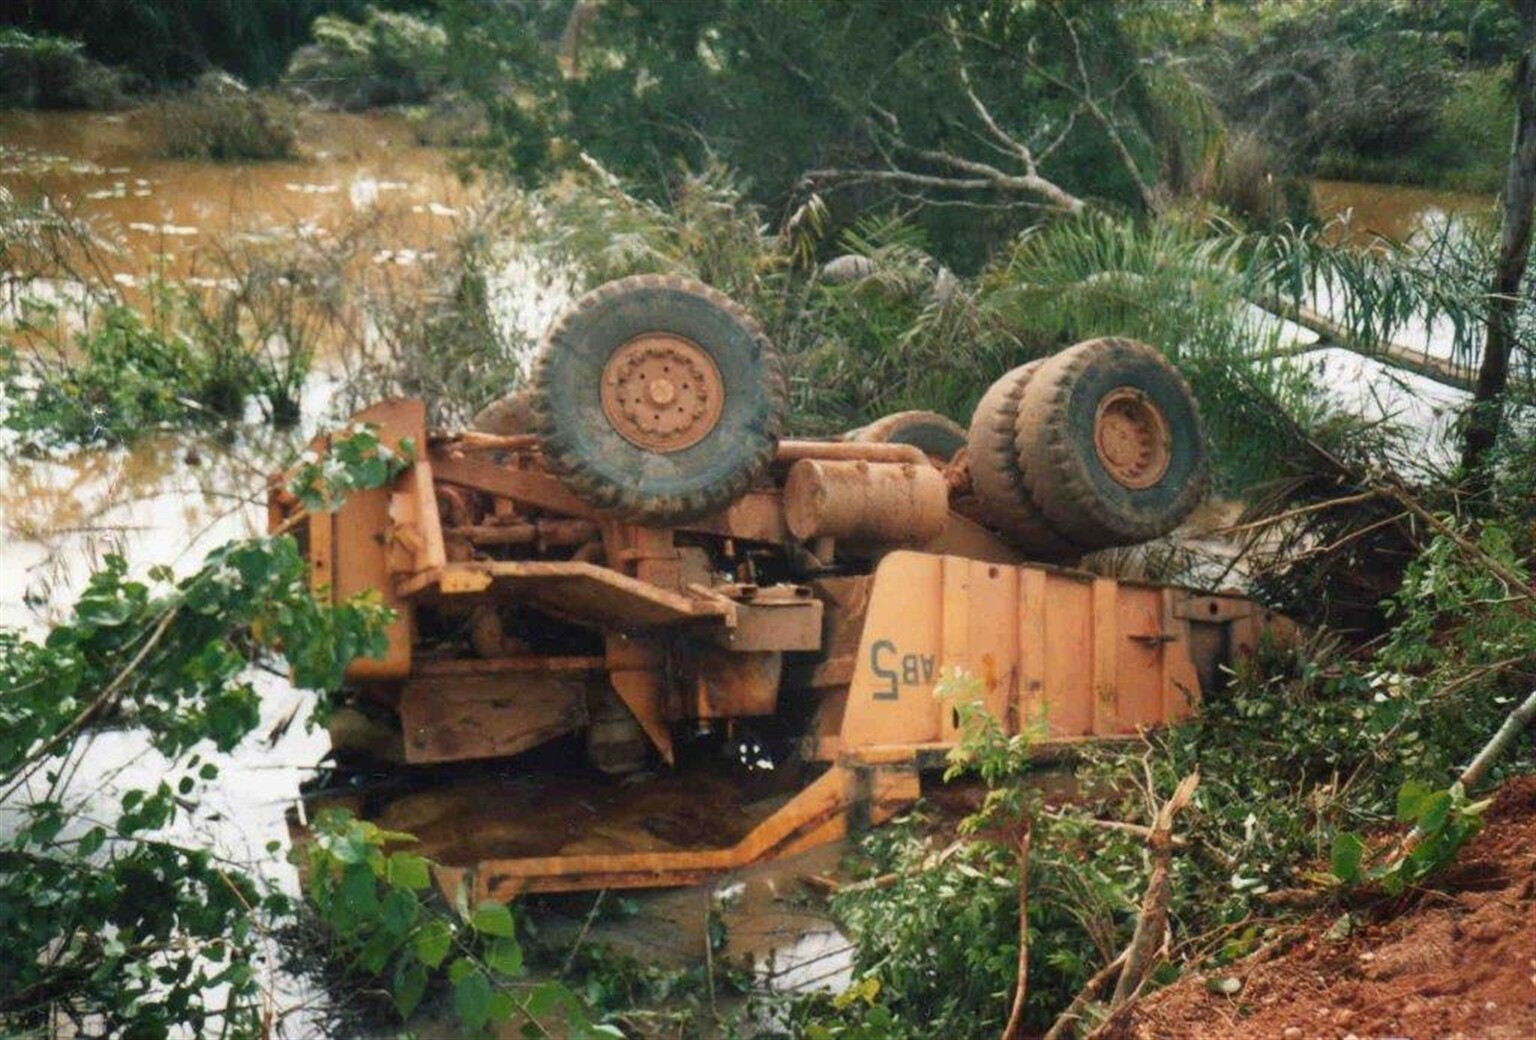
966, 338, 1208, 555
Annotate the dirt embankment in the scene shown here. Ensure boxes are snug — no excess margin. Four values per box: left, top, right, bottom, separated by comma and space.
1122, 777, 1536, 1039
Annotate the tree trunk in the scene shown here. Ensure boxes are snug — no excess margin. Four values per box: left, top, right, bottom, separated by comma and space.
1461, 0, 1536, 478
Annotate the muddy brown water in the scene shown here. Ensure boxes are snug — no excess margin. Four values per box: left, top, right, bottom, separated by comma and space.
1312, 178, 1495, 245
0, 107, 471, 282
0, 113, 1500, 1031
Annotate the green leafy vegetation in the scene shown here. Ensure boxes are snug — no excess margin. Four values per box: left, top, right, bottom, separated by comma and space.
299, 810, 616, 1036
287, 422, 414, 512
0, 531, 392, 1034
1204, 0, 1524, 192
0, 27, 129, 109
794, 496, 1536, 1036
153, 79, 299, 161
0, 1, 395, 91
284, 6, 452, 110
1, 287, 314, 449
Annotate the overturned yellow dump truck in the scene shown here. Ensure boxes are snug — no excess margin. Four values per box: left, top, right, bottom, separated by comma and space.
271, 275, 1284, 898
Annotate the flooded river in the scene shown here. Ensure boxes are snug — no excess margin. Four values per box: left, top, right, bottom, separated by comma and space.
0, 108, 471, 281
1312, 178, 1495, 244
0, 105, 1501, 1033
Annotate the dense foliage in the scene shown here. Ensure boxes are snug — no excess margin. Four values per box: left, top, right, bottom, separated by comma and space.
0, 532, 392, 1034
1200, 0, 1526, 191
0, 27, 128, 108
0, 0, 412, 89
440, 0, 1226, 262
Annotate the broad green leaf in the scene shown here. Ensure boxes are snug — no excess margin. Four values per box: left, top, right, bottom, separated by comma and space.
1415, 790, 1453, 834
414, 918, 453, 968
486, 991, 515, 1024
358, 928, 396, 975
393, 958, 428, 1019
471, 900, 515, 938
1395, 779, 1434, 822
485, 936, 523, 977
340, 862, 379, 919
453, 971, 492, 1030
381, 888, 419, 936
524, 981, 571, 1017
387, 852, 431, 891
1330, 831, 1366, 884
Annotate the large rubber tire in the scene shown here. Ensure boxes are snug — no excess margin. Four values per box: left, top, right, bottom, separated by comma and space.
965, 361, 1083, 560
1013, 338, 1208, 549
848, 410, 966, 462
528, 275, 785, 523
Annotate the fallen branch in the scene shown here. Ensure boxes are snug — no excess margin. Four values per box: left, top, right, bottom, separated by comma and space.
1109, 771, 1199, 1008
823, 839, 968, 895
1373, 479, 1536, 602
1041, 809, 1188, 848
1393, 686, 1536, 864
1040, 949, 1128, 1040
1040, 773, 1199, 1040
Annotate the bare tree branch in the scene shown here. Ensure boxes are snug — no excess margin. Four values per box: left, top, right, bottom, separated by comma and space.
800, 13, 1088, 214
1046, 0, 1160, 212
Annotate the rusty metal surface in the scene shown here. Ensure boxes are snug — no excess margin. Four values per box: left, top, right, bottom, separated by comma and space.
676, 488, 789, 544
1093, 386, 1172, 489
713, 585, 824, 652
328, 398, 427, 681
830, 552, 1204, 754
399, 670, 593, 764
690, 648, 782, 718
443, 519, 599, 547
399, 559, 729, 630
464, 763, 919, 897
783, 458, 948, 543
284, 389, 1284, 894
431, 453, 598, 518
775, 439, 931, 466
599, 333, 725, 452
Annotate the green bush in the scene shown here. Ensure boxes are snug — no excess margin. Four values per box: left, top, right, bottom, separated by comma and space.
1313, 66, 1512, 192
0, 27, 129, 109
284, 6, 449, 110
0, 533, 393, 1035
2, 304, 212, 447
1426, 67, 1515, 193
2, 272, 321, 448
154, 79, 298, 161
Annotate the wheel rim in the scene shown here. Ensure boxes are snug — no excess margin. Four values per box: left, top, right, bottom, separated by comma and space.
1093, 386, 1172, 490
600, 333, 725, 452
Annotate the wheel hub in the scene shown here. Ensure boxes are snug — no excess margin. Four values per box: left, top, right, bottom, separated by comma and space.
600, 333, 724, 452
1093, 387, 1171, 489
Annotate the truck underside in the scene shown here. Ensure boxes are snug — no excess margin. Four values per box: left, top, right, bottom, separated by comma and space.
276, 389, 1284, 897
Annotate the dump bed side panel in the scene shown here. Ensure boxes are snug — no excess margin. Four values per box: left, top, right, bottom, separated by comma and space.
836, 552, 1208, 754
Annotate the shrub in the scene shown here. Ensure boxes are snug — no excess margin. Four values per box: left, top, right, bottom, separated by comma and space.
0, 28, 129, 109
284, 6, 449, 110
1, 303, 213, 447
1202, 132, 1312, 227
153, 77, 298, 161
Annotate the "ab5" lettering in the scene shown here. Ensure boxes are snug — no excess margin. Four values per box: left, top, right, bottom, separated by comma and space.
870, 639, 936, 701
